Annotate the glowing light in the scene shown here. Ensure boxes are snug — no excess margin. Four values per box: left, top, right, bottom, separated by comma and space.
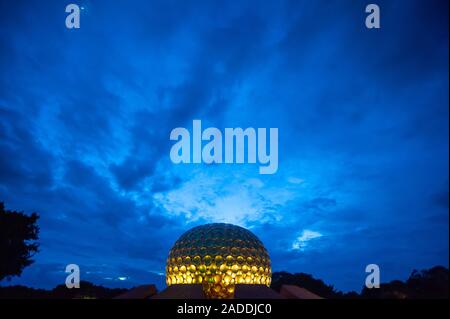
166, 223, 272, 299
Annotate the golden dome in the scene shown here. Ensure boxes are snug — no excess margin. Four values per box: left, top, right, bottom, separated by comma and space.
165, 223, 272, 299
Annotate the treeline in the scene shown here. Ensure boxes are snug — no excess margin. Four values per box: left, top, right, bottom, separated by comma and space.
0, 281, 127, 299
0, 265, 447, 299
270, 265, 449, 299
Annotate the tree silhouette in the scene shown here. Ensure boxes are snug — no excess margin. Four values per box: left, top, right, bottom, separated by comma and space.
271, 271, 341, 298
273, 267, 449, 299
0, 202, 39, 281
406, 266, 448, 298
0, 281, 128, 299
360, 266, 448, 299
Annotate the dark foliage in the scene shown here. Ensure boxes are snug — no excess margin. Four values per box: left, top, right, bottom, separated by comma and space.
0, 202, 39, 281
272, 266, 449, 299
0, 281, 128, 299
361, 266, 449, 299
0, 285, 52, 299
270, 271, 351, 298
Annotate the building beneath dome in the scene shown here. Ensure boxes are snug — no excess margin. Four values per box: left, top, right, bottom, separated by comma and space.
164, 223, 272, 299
114, 223, 323, 299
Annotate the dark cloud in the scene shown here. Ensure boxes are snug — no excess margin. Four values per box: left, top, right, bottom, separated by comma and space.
0, 108, 54, 189
432, 190, 449, 209
305, 198, 337, 211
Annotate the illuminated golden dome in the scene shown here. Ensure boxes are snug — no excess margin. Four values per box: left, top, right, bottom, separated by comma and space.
166, 223, 272, 299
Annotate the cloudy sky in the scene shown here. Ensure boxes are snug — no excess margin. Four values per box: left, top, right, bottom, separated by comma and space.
0, 0, 448, 292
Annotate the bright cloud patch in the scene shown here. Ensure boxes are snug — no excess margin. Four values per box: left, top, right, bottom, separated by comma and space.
292, 230, 323, 251
152, 167, 294, 226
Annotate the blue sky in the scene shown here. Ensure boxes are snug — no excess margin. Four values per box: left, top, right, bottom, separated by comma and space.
0, 0, 448, 292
